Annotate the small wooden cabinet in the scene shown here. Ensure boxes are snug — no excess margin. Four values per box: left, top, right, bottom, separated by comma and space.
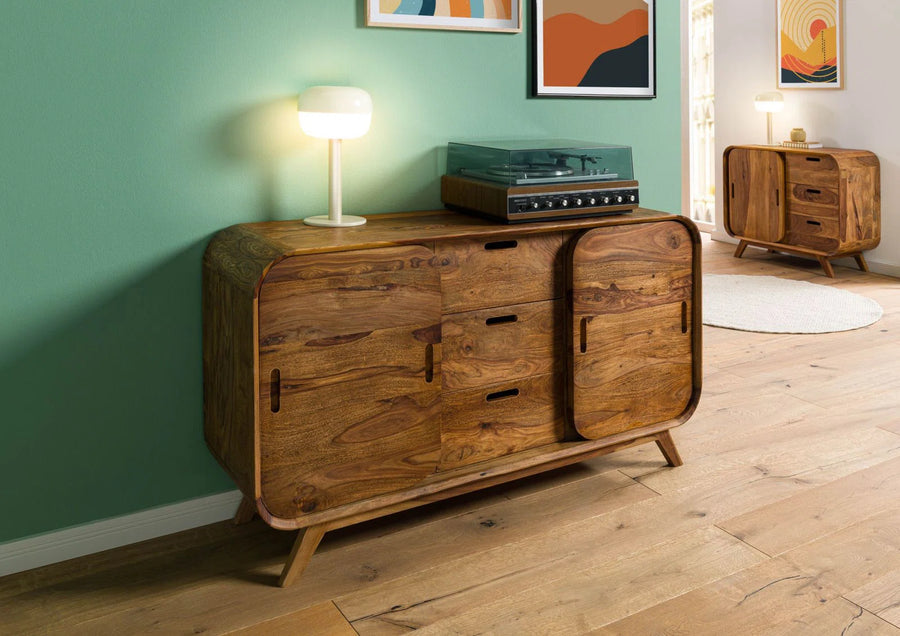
723, 145, 880, 277
203, 209, 702, 586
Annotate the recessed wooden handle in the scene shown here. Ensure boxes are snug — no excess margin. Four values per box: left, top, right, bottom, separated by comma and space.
806, 219, 822, 226
485, 314, 517, 326
486, 388, 519, 402
580, 317, 589, 353
806, 188, 821, 195
425, 344, 434, 383
681, 301, 688, 334
270, 369, 281, 413
776, 189, 780, 206
806, 156, 822, 162
484, 240, 518, 251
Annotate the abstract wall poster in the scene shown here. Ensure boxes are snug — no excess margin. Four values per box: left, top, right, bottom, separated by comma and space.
535, 0, 656, 98
777, 0, 842, 88
366, 0, 521, 32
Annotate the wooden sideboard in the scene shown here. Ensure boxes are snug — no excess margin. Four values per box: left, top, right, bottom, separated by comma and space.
723, 145, 880, 277
202, 209, 702, 586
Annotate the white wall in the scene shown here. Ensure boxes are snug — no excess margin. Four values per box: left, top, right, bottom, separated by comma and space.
713, 0, 900, 275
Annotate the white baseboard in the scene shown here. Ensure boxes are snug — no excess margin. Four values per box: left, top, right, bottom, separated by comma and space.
0, 489, 243, 578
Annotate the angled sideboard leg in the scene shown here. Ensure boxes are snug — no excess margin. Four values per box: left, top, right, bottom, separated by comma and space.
854, 253, 870, 272
733, 240, 749, 259
817, 257, 836, 278
233, 496, 258, 525
279, 524, 327, 588
655, 430, 683, 467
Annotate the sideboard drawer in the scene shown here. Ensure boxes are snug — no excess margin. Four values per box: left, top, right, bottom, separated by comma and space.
785, 154, 839, 188
786, 212, 840, 251
787, 183, 840, 213
437, 233, 564, 313
441, 299, 562, 392
439, 373, 565, 470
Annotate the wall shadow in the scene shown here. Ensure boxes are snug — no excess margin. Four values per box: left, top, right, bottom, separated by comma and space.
0, 239, 234, 543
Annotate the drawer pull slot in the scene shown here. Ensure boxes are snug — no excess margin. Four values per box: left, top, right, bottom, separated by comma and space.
270, 369, 281, 413
806, 219, 822, 226
806, 156, 822, 162
486, 314, 518, 326
484, 240, 518, 251
681, 301, 688, 334
806, 188, 821, 195
486, 388, 519, 402
425, 344, 434, 383
580, 317, 590, 353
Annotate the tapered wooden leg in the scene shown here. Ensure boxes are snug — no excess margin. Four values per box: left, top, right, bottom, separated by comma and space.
233, 495, 257, 525
817, 256, 835, 278
279, 524, 327, 587
655, 430, 683, 467
854, 253, 870, 272
733, 240, 748, 259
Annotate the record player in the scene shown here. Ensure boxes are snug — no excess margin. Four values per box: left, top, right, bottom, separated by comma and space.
441, 139, 639, 223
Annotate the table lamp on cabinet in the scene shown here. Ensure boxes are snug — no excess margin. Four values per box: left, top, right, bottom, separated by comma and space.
297, 86, 373, 227
754, 91, 784, 146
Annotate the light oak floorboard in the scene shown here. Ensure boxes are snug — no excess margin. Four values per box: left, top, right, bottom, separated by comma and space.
1, 234, 898, 635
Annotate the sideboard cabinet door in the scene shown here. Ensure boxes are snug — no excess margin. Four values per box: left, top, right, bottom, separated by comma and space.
256, 245, 442, 520
726, 147, 786, 243
569, 221, 694, 439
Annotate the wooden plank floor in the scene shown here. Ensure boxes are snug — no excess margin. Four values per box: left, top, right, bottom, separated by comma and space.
3, 236, 899, 635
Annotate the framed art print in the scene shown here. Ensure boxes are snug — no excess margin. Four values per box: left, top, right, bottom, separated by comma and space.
535, 0, 655, 98
367, 0, 522, 32
777, 0, 842, 88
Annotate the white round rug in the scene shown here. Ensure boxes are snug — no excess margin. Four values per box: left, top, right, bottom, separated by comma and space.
703, 274, 883, 333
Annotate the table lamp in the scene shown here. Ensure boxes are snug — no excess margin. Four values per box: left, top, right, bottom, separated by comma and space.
754, 92, 784, 146
298, 86, 373, 227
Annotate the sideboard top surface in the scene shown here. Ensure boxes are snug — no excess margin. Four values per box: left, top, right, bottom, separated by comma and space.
205, 208, 695, 294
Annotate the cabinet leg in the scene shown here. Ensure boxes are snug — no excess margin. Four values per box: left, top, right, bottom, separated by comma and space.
279, 524, 327, 588
233, 495, 257, 525
854, 253, 870, 272
733, 240, 749, 259
817, 257, 835, 278
655, 430, 683, 467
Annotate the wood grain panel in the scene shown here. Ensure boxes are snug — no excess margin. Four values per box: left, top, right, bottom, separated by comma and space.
437, 233, 564, 313
441, 300, 562, 392
787, 183, 840, 211
785, 212, 840, 252
726, 147, 786, 243
439, 373, 565, 470
257, 246, 442, 521
569, 221, 696, 439
842, 158, 881, 249
785, 153, 839, 187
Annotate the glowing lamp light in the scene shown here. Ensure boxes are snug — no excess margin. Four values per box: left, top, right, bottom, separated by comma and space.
754, 91, 784, 145
297, 86, 373, 227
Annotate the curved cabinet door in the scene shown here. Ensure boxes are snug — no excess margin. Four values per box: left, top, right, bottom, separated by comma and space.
257, 245, 442, 521
726, 147, 786, 243
569, 221, 696, 439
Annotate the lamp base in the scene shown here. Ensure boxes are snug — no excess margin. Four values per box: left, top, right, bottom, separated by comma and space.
303, 215, 367, 227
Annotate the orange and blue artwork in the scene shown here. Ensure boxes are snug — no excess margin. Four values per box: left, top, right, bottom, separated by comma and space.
536, 0, 655, 97
778, 0, 842, 88
367, 0, 520, 31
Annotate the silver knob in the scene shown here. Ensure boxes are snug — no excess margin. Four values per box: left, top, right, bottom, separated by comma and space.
560, 199, 569, 207
574, 198, 583, 206
602, 196, 611, 204
628, 194, 636, 202
588, 197, 596, 205
531, 201, 540, 209
615, 195, 624, 204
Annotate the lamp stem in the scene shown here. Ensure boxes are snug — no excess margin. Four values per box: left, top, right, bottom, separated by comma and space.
766, 112, 774, 146
329, 138, 342, 224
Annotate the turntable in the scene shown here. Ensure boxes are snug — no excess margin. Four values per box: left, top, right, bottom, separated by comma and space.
441, 139, 639, 223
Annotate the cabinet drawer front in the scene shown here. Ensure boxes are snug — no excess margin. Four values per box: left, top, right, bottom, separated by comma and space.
437, 233, 564, 313
786, 212, 840, 252
785, 154, 839, 188
788, 183, 840, 213
442, 300, 562, 392
439, 374, 565, 470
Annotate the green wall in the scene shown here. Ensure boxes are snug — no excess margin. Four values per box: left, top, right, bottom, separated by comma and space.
0, 1, 681, 544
